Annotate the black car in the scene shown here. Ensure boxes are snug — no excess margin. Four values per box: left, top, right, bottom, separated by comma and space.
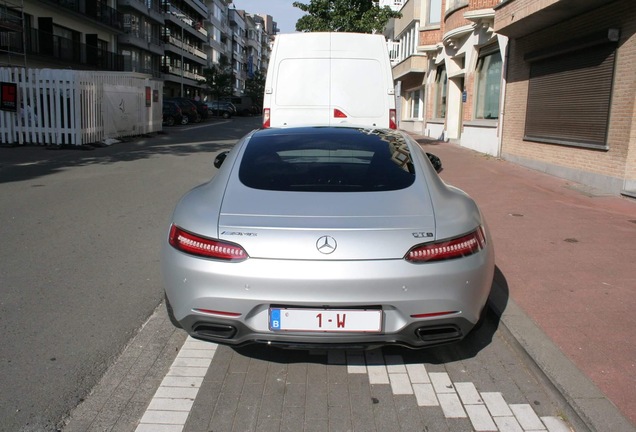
205, 101, 236, 119
165, 98, 201, 124
162, 100, 183, 126
189, 99, 209, 120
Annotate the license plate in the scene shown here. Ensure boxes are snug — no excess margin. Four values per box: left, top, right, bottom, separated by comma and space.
269, 308, 382, 332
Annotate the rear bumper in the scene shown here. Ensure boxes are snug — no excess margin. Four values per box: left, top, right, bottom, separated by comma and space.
181, 314, 478, 349
162, 242, 495, 349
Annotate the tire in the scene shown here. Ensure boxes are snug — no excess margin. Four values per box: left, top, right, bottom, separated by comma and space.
222, 111, 230, 119
181, 115, 189, 125
194, 114, 202, 123
165, 294, 182, 329
165, 116, 175, 126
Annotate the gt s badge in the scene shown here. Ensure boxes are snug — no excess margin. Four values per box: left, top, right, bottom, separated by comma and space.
412, 232, 434, 238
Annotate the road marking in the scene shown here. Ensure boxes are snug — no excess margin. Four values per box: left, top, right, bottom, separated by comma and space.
135, 337, 218, 432
135, 341, 570, 432
346, 349, 567, 432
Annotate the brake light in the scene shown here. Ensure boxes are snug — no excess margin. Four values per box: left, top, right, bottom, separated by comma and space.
334, 108, 347, 118
168, 225, 248, 261
262, 108, 270, 128
405, 227, 486, 263
389, 109, 397, 129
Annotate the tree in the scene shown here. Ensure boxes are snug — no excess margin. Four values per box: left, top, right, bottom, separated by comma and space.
292, 0, 401, 33
244, 70, 266, 107
201, 56, 233, 100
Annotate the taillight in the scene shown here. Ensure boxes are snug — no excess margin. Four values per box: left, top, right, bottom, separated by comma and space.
389, 109, 397, 129
168, 225, 248, 261
334, 108, 347, 118
262, 108, 270, 128
405, 227, 486, 263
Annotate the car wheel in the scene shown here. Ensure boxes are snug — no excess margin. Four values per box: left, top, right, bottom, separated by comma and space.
194, 114, 202, 123
165, 116, 175, 126
222, 111, 230, 119
165, 294, 182, 329
181, 115, 189, 125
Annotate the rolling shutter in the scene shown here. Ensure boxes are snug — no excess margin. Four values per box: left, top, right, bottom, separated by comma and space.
524, 40, 616, 149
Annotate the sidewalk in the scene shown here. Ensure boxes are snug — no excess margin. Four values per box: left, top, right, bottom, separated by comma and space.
413, 136, 636, 431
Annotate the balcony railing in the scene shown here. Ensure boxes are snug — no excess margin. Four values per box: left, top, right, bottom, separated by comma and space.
387, 40, 401, 65
21, 28, 123, 71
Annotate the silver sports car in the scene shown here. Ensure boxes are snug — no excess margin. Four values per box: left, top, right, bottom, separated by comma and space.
162, 126, 495, 349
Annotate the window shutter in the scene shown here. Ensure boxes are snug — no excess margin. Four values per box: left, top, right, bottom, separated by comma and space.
524, 43, 616, 149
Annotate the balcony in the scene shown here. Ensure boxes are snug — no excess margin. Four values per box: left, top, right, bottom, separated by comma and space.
118, 0, 165, 24
21, 28, 123, 71
392, 54, 427, 80
45, 0, 124, 31
119, 31, 165, 56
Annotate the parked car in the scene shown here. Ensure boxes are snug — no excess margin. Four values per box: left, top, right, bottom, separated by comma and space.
165, 98, 201, 124
162, 126, 495, 349
162, 100, 183, 126
205, 100, 236, 119
189, 99, 209, 120
221, 96, 255, 116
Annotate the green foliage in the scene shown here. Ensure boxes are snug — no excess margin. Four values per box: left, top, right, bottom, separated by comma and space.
244, 70, 266, 106
292, 0, 401, 33
201, 57, 233, 100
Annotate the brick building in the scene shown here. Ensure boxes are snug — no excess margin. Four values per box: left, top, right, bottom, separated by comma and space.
494, 0, 636, 197
384, 0, 504, 156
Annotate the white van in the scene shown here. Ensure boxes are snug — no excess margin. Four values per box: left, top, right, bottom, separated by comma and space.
262, 32, 396, 129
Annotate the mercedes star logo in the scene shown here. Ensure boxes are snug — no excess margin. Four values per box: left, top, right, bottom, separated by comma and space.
316, 235, 337, 254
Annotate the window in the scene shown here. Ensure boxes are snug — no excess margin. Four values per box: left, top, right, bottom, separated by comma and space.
524, 36, 616, 149
474, 48, 501, 120
434, 66, 446, 119
239, 129, 416, 192
407, 89, 422, 119
426, 0, 441, 26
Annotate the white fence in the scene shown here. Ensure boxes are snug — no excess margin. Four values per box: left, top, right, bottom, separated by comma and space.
0, 68, 163, 146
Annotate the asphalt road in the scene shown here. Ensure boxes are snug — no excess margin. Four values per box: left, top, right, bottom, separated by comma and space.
0, 116, 260, 432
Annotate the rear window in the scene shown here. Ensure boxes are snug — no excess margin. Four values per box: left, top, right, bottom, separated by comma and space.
239, 128, 415, 192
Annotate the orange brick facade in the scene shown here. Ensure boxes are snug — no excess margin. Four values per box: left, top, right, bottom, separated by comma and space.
497, 0, 636, 191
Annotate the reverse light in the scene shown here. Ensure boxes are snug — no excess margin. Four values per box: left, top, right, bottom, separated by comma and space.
168, 225, 248, 261
405, 227, 486, 263
389, 109, 397, 129
262, 108, 270, 128
334, 108, 347, 118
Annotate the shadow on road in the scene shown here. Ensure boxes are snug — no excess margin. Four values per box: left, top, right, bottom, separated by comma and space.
0, 118, 255, 184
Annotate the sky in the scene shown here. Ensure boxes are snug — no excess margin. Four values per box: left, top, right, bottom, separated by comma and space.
230, 0, 307, 34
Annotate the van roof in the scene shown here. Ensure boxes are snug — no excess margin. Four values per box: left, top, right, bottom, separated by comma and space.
273, 32, 388, 60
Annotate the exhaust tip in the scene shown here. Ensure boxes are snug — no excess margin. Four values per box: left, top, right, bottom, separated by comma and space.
415, 325, 463, 343
193, 323, 237, 339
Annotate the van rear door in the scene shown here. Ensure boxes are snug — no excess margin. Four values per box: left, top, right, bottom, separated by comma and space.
264, 33, 395, 128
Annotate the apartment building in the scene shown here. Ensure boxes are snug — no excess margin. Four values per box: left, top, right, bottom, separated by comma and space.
162, 0, 208, 98
494, 0, 636, 197
206, 0, 231, 67
0, 0, 124, 71
118, 0, 164, 78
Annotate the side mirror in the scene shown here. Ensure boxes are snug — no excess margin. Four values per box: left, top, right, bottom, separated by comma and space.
426, 152, 442, 173
214, 151, 229, 169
